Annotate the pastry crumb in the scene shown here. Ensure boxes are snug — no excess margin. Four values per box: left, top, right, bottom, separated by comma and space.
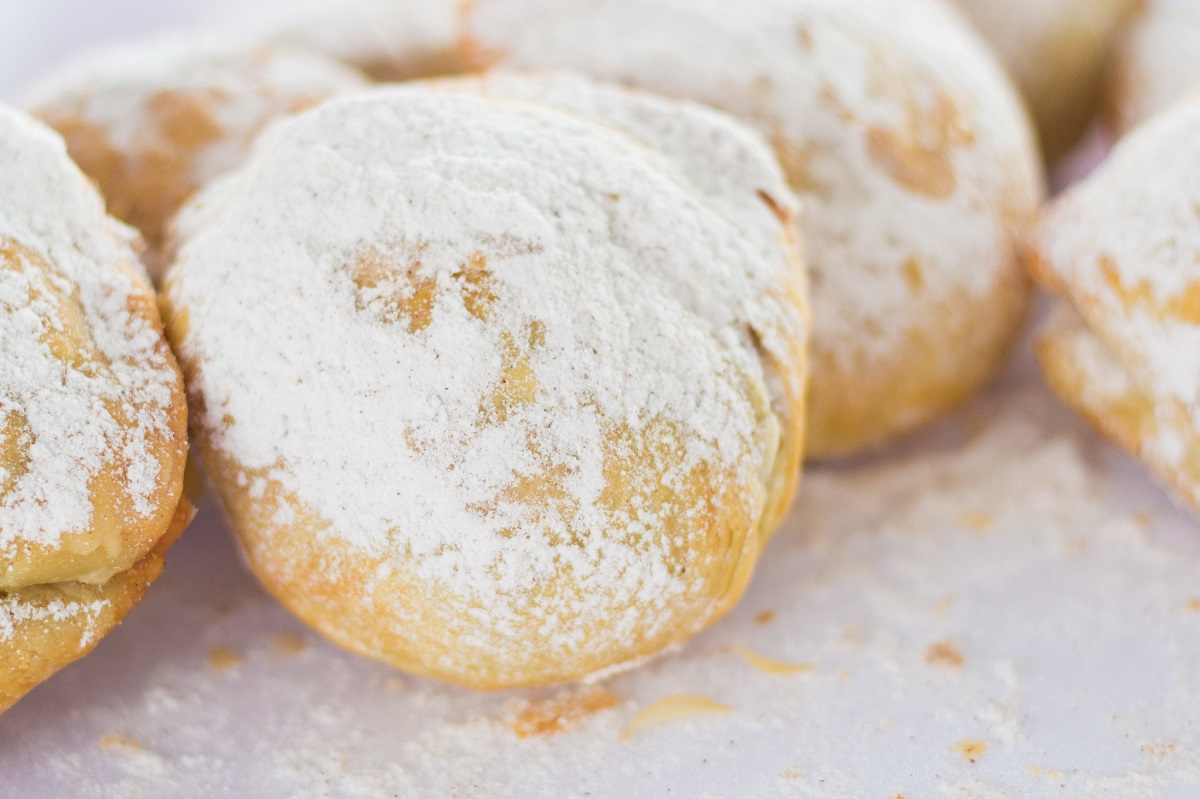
955, 511, 994, 532
1025, 765, 1064, 780
622, 694, 731, 738
99, 733, 142, 755
271, 631, 307, 657
951, 738, 988, 763
509, 688, 620, 739
925, 640, 964, 669
733, 645, 815, 675
208, 645, 242, 672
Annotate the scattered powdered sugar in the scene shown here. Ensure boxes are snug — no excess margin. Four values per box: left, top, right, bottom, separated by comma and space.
167, 79, 804, 623
0, 106, 177, 560
466, 0, 1042, 369
1033, 96, 1200, 419
12, 375, 1200, 798
0, 592, 110, 646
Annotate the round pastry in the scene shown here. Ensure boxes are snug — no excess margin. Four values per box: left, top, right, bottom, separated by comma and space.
464, 0, 1043, 459
1027, 96, 1200, 514
250, 0, 465, 81
1105, 3, 1200, 137
26, 36, 367, 275
954, 0, 1142, 162
161, 74, 808, 689
0, 106, 191, 713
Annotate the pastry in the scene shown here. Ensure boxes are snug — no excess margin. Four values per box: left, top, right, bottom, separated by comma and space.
1027, 96, 1200, 514
464, 0, 1043, 458
1105, 3, 1200, 137
161, 74, 808, 688
253, 0, 465, 81
27, 36, 367, 276
955, 0, 1142, 161
0, 106, 191, 713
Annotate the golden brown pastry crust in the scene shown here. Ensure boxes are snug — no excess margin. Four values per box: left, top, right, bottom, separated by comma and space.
1038, 312, 1200, 514
0, 498, 193, 714
0, 242, 188, 590
1026, 97, 1200, 516
0, 106, 192, 714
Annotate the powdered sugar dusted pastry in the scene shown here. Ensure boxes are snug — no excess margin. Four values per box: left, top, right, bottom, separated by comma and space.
27, 36, 367, 273
465, 0, 1042, 458
162, 74, 808, 689
1028, 97, 1200, 514
0, 106, 191, 713
254, 0, 465, 81
1105, 3, 1200, 137
955, 0, 1141, 161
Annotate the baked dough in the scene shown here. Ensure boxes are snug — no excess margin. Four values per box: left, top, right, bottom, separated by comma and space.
1105, 3, 1200, 137
464, 0, 1042, 458
254, 0, 465, 81
955, 0, 1142, 161
1, 498, 192, 715
27, 36, 366, 274
0, 106, 190, 712
162, 74, 808, 688
1027, 97, 1200, 514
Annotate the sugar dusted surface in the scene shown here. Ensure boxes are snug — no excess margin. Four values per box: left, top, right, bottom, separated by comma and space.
467, 0, 1041, 369
1042, 304, 1197, 492
1033, 97, 1200, 421
7, 350, 1200, 796
167, 79, 804, 648
25, 35, 367, 206
0, 593, 110, 647
0, 107, 174, 556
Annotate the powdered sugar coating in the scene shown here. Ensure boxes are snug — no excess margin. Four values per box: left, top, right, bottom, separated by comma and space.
0, 106, 178, 569
0, 594, 110, 647
1038, 304, 1200, 511
166, 77, 806, 684
466, 0, 1041, 455
1107, 3, 1200, 135
26, 35, 367, 259
1030, 96, 1200, 419
468, 0, 1038, 366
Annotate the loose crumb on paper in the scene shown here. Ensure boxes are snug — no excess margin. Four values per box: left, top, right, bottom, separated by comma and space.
955, 511, 995, 532
925, 640, 965, 669
99, 733, 143, 755
733, 645, 816, 675
508, 688, 620, 739
622, 694, 732, 738
271, 631, 307, 657
208, 645, 242, 672
952, 738, 989, 763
